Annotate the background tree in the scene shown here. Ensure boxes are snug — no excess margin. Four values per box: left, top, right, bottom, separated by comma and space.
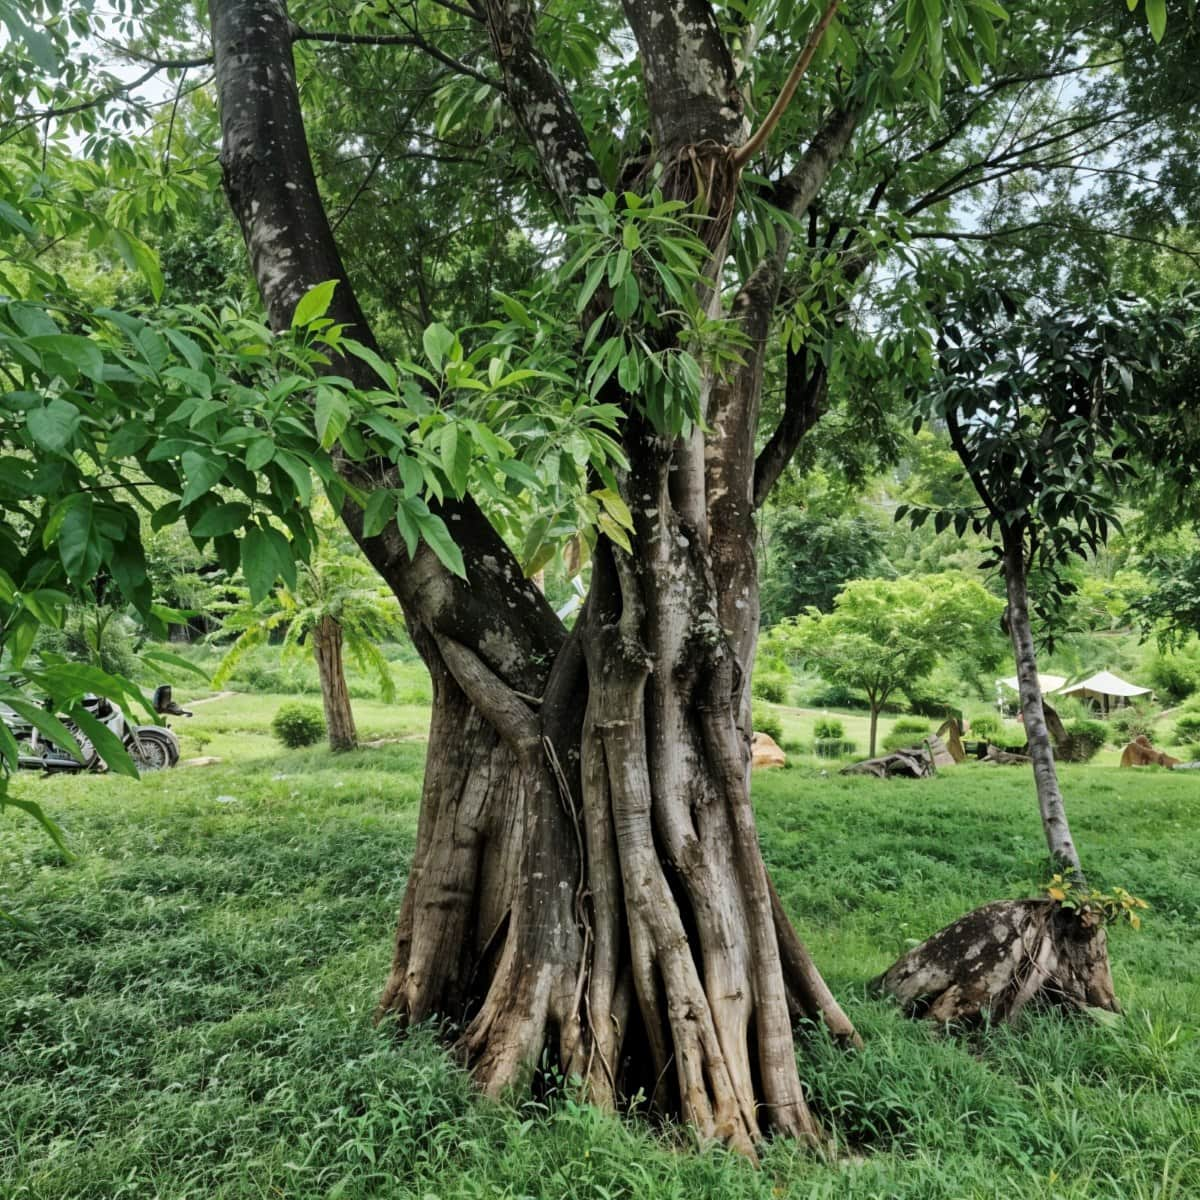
214, 505, 407, 751
767, 574, 1004, 756
879, 285, 1188, 1022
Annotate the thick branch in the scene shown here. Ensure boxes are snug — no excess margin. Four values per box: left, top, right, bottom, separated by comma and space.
620, 0, 744, 152
481, 0, 603, 215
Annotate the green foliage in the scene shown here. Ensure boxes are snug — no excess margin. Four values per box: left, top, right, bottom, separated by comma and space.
751, 704, 783, 742
766, 575, 1004, 738
270, 702, 325, 749
968, 713, 1001, 738
1060, 719, 1107, 764
813, 717, 845, 740
1108, 702, 1160, 745
751, 672, 789, 703
814, 737, 858, 759
1044, 874, 1150, 930
1173, 714, 1200, 745
882, 718, 933, 752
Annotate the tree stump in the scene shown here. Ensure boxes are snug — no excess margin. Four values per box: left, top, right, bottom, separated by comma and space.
873, 899, 1118, 1023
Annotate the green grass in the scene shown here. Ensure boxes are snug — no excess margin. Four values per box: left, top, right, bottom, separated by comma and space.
2, 693, 1199, 1198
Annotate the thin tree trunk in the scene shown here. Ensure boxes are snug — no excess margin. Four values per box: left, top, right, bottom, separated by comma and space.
311, 614, 357, 752
868, 700, 880, 758
1000, 526, 1083, 877
874, 525, 1117, 1023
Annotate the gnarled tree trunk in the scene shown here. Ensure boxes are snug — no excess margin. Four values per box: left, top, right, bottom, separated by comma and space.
311, 614, 357, 752
211, 0, 861, 1154
875, 526, 1117, 1022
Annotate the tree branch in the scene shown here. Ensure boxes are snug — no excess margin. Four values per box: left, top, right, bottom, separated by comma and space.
480, 0, 603, 215
290, 24, 497, 85
732, 0, 842, 170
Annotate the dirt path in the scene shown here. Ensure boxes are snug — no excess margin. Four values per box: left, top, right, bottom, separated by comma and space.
184, 690, 237, 706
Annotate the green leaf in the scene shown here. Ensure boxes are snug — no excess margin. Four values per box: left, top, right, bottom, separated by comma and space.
245, 438, 275, 471
292, 279, 338, 328
26, 398, 81, 454
2, 796, 75, 862
57, 493, 98, 581
415, 510, 467, 578
342, 339, 398, 389
1, 698, 85, 763
363, 489, 396, 538
422, 322, 456, 373
1145, 0, 1166, 40
190, 502, 251, 538
67, 704, 138, 779
241, 527, 278, 604
180, 450, 227, 508
110, 229, 164, 303
315, 384, 351, 449
29, 334, 105, 381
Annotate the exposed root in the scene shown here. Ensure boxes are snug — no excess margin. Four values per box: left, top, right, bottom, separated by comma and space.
873, 898, 1119, 1024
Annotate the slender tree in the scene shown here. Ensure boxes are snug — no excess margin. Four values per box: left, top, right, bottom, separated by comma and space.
878, 287, 1186, 1021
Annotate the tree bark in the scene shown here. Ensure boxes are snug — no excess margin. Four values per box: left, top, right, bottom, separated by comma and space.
1000, 526, 1082, 876
210, 0, 859, 1154
311, 614, 357, 751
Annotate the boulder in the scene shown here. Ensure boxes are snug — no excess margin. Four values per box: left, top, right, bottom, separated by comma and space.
751, 732, 786, 769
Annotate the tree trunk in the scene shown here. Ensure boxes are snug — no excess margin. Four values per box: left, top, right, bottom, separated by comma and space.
209, 0, 862, 1154
875, 525, 1118, 1023
1000, 527, 1081, 875
311, 614, 357, 752
868, 701, 880, 758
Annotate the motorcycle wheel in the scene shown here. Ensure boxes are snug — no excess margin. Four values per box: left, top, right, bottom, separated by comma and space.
127, 727, 179, 772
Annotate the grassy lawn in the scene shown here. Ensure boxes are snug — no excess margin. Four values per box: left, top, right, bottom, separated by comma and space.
2, 692, 1198, 1199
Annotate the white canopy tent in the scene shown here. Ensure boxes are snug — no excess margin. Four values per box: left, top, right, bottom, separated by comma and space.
1056, 670, 1152, 713
997, 674, 1066, 695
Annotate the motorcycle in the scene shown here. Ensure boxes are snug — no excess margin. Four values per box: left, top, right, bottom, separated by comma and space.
0, 684, 192, 774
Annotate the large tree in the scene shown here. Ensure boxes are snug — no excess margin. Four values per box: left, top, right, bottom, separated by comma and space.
199, 0, 1199, 1151
9, 0, 1198, 1154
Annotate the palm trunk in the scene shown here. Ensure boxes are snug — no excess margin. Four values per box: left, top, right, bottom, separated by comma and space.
311, 614, 357, 752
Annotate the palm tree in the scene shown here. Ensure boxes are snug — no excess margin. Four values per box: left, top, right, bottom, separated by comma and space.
215, 508, 405, 750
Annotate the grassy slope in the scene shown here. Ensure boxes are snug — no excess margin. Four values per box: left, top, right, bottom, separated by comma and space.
2, 693, 1198, 1200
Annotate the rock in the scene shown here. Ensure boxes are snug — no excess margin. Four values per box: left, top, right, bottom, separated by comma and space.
751, 732, 786, 770
182, 756, 222, 767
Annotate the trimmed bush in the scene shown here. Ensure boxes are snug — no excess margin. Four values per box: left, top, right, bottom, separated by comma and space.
271, 702, 326, 748
814, 737, 857, 759
752, 704, 783, 743
1174, 713, 1200, 745
813, 717, 845, 740
752, 673, 789, 703
968, 713, 1001, 739
1108, 701, 1158, 746
1059, 718, 1106, 763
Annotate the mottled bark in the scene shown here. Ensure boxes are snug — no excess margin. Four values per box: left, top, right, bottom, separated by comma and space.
311, 614, 357, 751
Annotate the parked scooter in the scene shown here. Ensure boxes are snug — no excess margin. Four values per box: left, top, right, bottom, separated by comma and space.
0, 684, 192, 774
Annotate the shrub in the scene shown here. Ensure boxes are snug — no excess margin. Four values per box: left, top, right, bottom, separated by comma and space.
814, 737, 857, 759
968, 713, 1001, 739
752, 673, 789, 703
271, 702, 326, 748
804, 682, 868, 710
813, 717, 844, 740
1059, 718, 1106, 763
1108, 702, 1159, 745
892, 717, 930, 736
1174, 713, 1200, 745
1147, 649, 1200, 704
752, 705, 783, 743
